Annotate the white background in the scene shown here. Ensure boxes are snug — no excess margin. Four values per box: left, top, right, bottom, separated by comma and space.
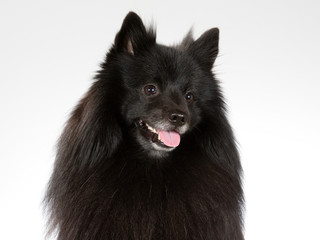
1, 0, 319, 239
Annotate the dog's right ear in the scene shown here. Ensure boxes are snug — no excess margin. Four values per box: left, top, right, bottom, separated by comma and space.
114, 12, 156, 55
187, 28, 219, 71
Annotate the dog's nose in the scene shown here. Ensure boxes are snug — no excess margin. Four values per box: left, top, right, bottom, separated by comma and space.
168, 111, 187, 126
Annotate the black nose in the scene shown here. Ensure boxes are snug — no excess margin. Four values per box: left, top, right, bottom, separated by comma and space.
168, 111, 187, 126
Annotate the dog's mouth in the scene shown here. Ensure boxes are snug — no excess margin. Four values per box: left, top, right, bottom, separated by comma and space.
135, 119, 181, 148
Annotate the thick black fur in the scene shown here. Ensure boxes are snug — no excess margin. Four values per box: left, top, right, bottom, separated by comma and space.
45, 12, 244, 240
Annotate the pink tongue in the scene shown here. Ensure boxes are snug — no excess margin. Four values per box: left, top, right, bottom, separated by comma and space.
158, 130, 180, 147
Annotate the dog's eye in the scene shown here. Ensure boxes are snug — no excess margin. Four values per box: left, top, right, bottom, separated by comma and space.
185, 92, 194, 103
144, 85, 157, 96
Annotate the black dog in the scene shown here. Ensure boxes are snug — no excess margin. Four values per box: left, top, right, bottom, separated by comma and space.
45, 12, 244, 240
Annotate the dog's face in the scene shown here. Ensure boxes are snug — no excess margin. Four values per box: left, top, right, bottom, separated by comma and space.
111, 12, 219, 156
121, 47, 202, 154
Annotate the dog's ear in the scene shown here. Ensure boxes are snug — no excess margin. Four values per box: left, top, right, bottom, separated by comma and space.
188, 28, 219, 70
114, 12, 156, 55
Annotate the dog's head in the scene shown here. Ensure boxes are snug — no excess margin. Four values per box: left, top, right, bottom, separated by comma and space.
107, 12, 220, 157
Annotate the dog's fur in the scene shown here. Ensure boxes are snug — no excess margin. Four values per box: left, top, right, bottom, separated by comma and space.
45, 12, 244, 240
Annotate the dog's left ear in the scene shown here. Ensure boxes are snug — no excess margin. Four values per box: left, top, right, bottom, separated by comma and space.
114, 12, 156, 55
188, 28, 219, 70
